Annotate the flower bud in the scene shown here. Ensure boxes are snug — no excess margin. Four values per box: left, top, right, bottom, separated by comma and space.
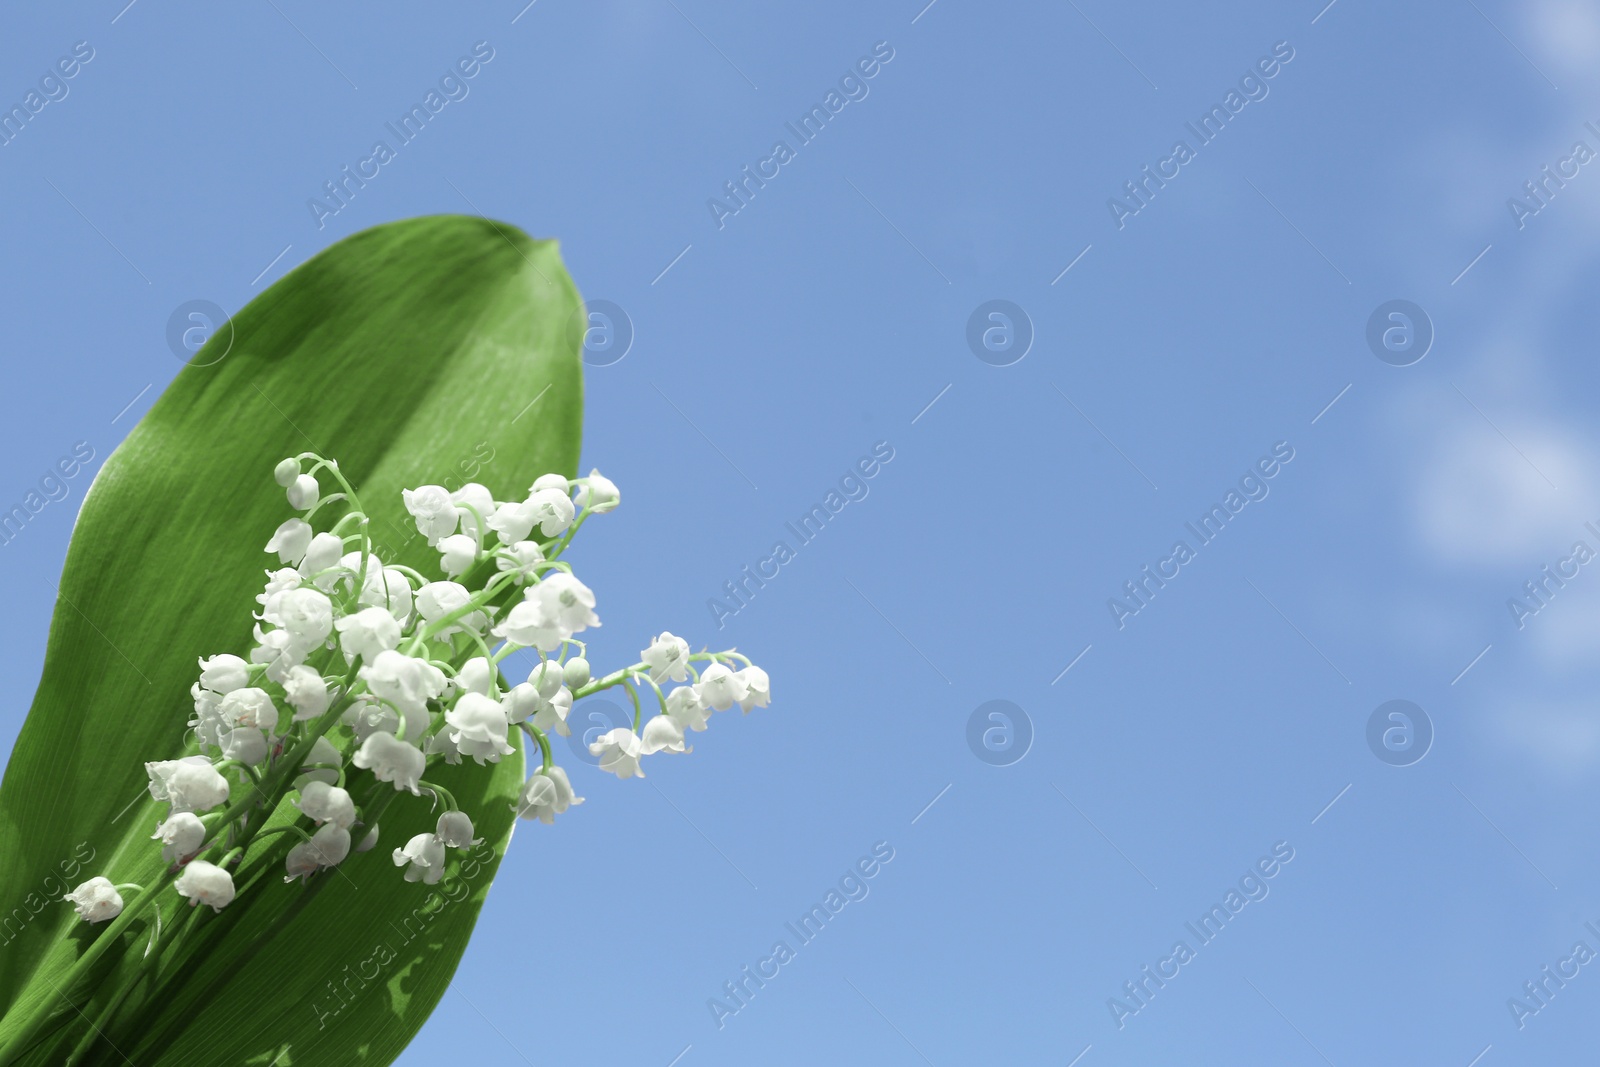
286, 473, 320, 510
356, 824, 380, 852
562, 657, 591, 689
274, 457, 302, 487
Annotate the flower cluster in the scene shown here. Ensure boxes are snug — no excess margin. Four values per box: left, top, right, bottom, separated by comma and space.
63, 454, 770, 929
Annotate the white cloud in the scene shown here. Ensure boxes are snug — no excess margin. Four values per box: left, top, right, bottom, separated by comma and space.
1483, 694, 1600, 777
1411, 417, 1598, 567
1529, 0, 1600, 79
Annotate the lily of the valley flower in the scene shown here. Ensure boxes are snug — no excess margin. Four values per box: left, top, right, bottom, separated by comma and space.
642, 631, 692, 683
402, 484, 459, 545
197, 654, 250, 694
283, 664, 331, 721
514, 766, 584, 825
577, 469, 620, 513
286, 472, 320, 510
641, 714, 690, 756
294, 782, 357, 828
393, 833, 447, 884
176, 860, 236, 911
437, 533, 479, 577
264, 518, 314, 565
220, 687, 278, 733
736, 666, 771, 712
445, 693, 514, 765
149, 758, 230, 814
152, 812, 207, 865
352, 731, 426, 794
64, 877, 123, 923
696, 663, 749, 712
666, 686, 712, 733
435, 811, 482, 849
336, 606, 403, 663
360, 649, 447, 718
590, 728, 646, 779
285, 823, 352, 882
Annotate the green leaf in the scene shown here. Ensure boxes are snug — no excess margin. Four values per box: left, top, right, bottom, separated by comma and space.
0, 215, 583, 1066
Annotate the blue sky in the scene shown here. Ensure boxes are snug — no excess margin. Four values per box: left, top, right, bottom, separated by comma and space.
5, 1, 1600, 1064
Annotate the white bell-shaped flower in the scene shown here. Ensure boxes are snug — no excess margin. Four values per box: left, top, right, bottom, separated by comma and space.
264, 518, 314, 565
532, 573, 599, 634
197, 654, 250, 694
402, 485, 459, 545
416, 580, 487, 637
286, 473, 320, 510
576, 469, 620, 513
437, 533, 478, 577
736, 666, 771, 712
485, 499, 540, 545
589, 727, 646, 779
359, 649, 447, 719
257, 568, 303, 607
641, 632, 692, 683
336, 606, 402, 664
360, 567, 415, 625
285, 823, 352, 882
514, 765, 584, 824
452, 483, 495, 538
454, 657, 492, 698
530, 473, 569, 493
284, 665, 331, 721
490, 600, 564, 652
176, 860, 236, 911
150, 758, 230, 813
295, 735, 342, 788
500, 682, 537, 725
495, 540, 545, 581
220, 687, 279, 733
274, 457, 302, 487
222, 727, 268, 766
356, 824, 380, 852
530, 686, 572, 738
425, 729, 462, 765
417, 580, 469, 621
152, 812, 207, 864
64, 877, 123, 923
641, 714, 690, 755
271, 587, 335, 643
435, 810, 482, 849
146, 755, 208, 800
250, 626, 310, 685
299, 532, 344, 581
445, 693, 514, 765
527, 487, 576, 536
665, 686, 712, 733
528, 659, 566, 698
344, 698, 401, 745
294, 781, 357, 828
190, 684, 227, 751
393, 833, 447, 884
352, 731, 426, 794
695, 663, 749, 712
